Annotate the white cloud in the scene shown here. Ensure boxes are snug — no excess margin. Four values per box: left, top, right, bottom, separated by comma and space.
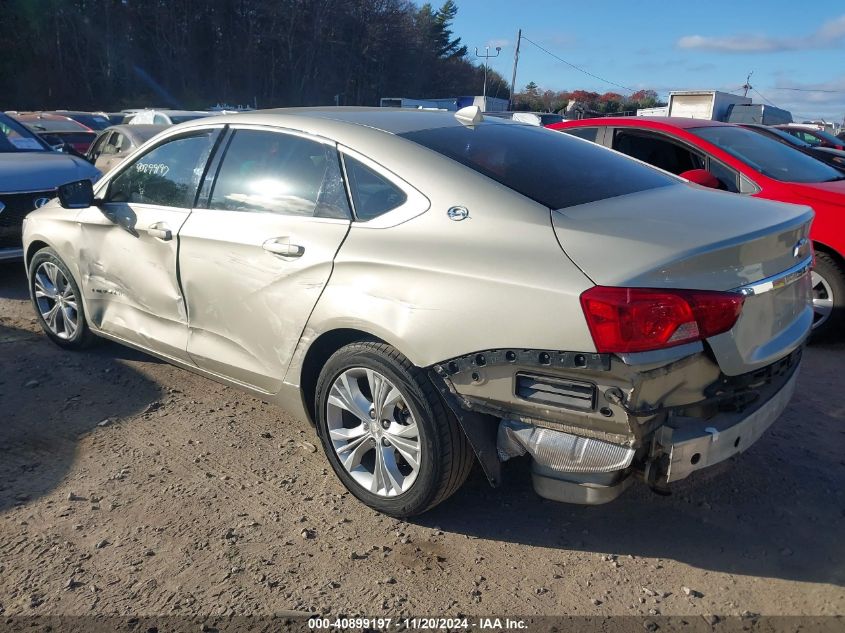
677, 15, 845, 53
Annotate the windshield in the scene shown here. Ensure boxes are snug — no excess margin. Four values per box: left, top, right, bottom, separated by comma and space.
399, 122, 677, 209
0, 114, 48, 153
691, 125, 844, 183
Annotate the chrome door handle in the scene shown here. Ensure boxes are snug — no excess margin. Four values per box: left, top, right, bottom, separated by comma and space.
147, 222, 172, 241
262, 238, 305, 258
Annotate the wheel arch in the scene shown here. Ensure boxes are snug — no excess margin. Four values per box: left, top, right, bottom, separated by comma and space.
298, 327, 390, 425
25, 240, 51, 269
813, 239, 845, 271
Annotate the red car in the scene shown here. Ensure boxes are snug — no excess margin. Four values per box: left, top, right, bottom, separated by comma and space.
549, 117, 845, 339
11, 112, 97, 154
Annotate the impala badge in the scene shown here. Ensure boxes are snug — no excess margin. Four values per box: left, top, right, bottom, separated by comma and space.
447, 206, 470, 221
33, 197, 52, 209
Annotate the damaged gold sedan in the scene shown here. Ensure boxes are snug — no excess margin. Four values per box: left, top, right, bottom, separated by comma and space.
22, 107, 813, 516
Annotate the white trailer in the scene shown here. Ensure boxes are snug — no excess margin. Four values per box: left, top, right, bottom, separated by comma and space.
667, 91, 751, 122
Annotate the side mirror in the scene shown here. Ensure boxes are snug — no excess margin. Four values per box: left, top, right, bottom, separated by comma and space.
57, 179, 95, 209
680, 169, 720, 189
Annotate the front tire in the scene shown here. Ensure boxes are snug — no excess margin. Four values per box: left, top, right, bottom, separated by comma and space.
810, 252, 844, 342
28, 247, 96, 349
315, 342, 474, 517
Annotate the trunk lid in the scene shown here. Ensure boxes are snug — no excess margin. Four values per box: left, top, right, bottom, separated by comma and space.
552, 185, 814, 376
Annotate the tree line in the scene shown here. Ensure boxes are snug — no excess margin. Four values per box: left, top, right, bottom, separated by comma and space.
0, 0, 510, 111
513, 83, 666, 116
0, 0, 663, 117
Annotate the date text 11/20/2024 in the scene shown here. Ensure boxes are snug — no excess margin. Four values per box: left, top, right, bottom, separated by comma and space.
307, 617, 528, 630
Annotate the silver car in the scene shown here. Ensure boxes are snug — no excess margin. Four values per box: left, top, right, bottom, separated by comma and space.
86, 124, 167, 174
22, 107, 813, 516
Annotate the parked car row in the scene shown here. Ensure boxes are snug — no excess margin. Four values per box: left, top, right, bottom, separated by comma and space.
20, 106, 819, 516
0, 112, 100, 261
550, 116, 845, 340
5, 109, 225, 155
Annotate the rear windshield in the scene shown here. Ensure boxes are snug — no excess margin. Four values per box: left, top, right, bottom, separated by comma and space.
23, 117, 86, 132
67, 114, 111, 130
399, 122, 676, 209
692, 125, 844, 183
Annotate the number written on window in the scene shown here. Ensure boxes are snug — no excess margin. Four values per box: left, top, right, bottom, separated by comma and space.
108, 132, 215, 208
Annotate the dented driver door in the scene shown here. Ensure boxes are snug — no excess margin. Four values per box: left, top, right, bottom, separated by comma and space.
76, 129, 221, 360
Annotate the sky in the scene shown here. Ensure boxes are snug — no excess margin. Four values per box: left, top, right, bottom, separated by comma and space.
448, 0, 845, 122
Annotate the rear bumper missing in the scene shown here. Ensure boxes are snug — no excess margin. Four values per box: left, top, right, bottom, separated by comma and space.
432, 345, 801, 504
656, 366, 798, 482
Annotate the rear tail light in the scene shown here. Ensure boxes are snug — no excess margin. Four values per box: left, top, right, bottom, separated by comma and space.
580, 286, 745, 354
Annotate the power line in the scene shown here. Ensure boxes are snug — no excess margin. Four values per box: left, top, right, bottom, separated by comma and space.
770, 87, 845, 94
520, 35, 635, 93
751, 87, 782, 109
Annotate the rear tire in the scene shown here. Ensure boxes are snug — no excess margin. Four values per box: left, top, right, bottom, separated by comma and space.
314, 342, 474, 517
28, 247, 96, 349
810, 252, 844, 343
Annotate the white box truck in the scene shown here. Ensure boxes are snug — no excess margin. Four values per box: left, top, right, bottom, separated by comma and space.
667, 91, 752, 122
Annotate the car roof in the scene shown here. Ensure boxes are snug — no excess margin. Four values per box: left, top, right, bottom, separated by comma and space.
561, 116, 733, 130
184, 106, 518, 136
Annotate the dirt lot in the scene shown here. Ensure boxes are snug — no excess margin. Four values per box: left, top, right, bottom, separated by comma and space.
1, 262, 844, 623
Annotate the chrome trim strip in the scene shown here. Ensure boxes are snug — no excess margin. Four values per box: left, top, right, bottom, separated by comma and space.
0, 247, 24, 261
733, 257, 812, 296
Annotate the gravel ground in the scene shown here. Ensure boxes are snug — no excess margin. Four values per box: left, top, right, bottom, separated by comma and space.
1, 262, 843, 622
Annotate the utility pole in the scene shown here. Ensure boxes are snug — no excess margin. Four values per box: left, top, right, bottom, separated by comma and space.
510, 29, 522, 110
475, 45, 501, 106
742, 71, 754, 97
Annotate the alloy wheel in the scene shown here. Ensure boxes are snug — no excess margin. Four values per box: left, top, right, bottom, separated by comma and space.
811, 270, 834, 329
33, 261, 78, 340
325, 368, 421, 497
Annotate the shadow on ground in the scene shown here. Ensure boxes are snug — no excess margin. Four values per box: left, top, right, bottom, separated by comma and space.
419, 342, 845, 587
0, 321, 162, 514
0, 262, 29, 301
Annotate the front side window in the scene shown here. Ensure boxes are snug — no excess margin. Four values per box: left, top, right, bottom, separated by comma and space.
343, 156, 407, 221
691, 125, 844, 183
107, 132, 216, 207
209, 129, 350, 219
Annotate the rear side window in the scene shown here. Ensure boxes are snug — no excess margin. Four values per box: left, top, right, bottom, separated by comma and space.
564, 127, 600, 143
343, 156, 407, 221
209, 129, 350, 219
613, 131, 705, 174
399, 123, 675, 209
107, 132, 216, 207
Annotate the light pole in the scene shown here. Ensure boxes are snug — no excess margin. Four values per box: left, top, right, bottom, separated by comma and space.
475, 46, 501, 104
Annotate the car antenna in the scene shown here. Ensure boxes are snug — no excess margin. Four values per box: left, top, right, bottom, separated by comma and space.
455, 105, 484, 125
